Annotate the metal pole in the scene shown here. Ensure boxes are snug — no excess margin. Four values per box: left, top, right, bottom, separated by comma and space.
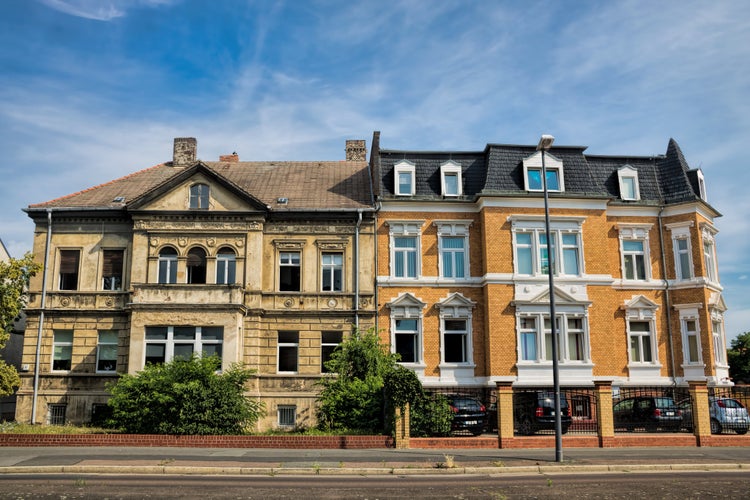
541, 147, 563, 462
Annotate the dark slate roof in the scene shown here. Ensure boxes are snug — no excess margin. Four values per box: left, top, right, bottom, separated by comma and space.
376, 138, 711, 209
28, 160, 372, 213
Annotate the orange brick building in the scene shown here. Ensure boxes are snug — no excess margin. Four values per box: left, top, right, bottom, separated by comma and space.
369, 132, 729, 390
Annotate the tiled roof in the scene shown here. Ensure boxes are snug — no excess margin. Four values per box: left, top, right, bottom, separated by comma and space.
28, 160, 372, 211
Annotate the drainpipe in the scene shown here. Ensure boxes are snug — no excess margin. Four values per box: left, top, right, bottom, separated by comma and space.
31, 209, 53, 424
354, 209, 363, 329
657, 206, 677, 383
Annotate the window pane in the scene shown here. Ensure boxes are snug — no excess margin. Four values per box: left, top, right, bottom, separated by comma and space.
444, 319, 466, 331
623, 240, 643, 252
53, 346, 72, 371
278, 346, 298, 371
622, 177, 636, 199
201, 327, 223, 340
630, 336, 641, 362
145, 344, 166, 364
527, 169, 542, 190
173, 344, 194, 359
398, 172, 412, 194
395, 319, 417, 331
517, 247, 532, 274
521, 332, 537, 361
395, 334, 416, 363
202, 344, 222, 358
278, 331, 299, 343
145, 327, 168, 340
563, 248, 579, 275
546, 170, 560, 190
97, 345, 118, 371
444, 173, 458, 195
642, 338, 652, 362
444, 333, 466, 363
173, 327, 195, 340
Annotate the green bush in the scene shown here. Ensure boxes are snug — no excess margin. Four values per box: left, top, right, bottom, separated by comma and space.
410, 393, 453, 437
105, 355, 264, 435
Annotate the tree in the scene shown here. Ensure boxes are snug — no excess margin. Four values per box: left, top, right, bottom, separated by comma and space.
0, 252, 40, 397
728, 332, 750, 384
316, 327, 398, 433
316, 327, 451, 436
105, 355, 264, 434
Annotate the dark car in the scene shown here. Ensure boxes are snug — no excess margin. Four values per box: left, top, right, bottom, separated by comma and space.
513, 391, 572, 435
446, 395, 487, 436
613, 396, 682, 432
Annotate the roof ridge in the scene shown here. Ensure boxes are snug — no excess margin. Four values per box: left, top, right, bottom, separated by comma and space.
28, 163, 168, 207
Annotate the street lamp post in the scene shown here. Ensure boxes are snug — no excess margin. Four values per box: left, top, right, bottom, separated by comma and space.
537, 134, 563, 463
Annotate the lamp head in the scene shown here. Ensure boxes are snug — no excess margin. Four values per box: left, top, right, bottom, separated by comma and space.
537, 134, 555, 151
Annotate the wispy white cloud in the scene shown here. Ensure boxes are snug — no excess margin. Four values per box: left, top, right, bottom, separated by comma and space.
39, 0, 175, 21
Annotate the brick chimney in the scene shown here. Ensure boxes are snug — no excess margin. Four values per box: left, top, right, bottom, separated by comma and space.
219, 152, 239, 163
345, 139, 366, 161
173, 137, 197, 167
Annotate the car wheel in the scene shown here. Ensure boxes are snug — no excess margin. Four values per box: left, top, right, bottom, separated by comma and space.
561, 426, 569, 435
518, 417, 534, 436
736, 428, 748, 435
471, 428, 483, 436
710, 418, 722, 435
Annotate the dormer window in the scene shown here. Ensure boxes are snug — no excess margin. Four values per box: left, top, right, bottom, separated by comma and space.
523, 151, 563, 192
696, 169, 707, 200
189, 183, 209, 209
617, 165, 640, 201
394, 160, 415, 196
440, 161, 462, 197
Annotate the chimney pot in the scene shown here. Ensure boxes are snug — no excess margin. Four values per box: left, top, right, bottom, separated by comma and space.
173, 137, 197, 167
345, 139, 366, 161
219, 153, 239, 163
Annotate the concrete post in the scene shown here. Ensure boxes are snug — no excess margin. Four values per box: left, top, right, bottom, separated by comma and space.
495, 381, 515, 447
688, 381, 711, 445
594, 381, 615, 447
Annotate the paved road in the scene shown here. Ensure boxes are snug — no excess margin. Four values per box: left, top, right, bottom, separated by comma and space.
1, 471, 749, 499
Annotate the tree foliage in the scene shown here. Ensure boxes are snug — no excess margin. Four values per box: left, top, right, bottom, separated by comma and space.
0, 252, 40, 397
316, 327, 451, 436
105, 355, 264, 435
728, 332, 750, 384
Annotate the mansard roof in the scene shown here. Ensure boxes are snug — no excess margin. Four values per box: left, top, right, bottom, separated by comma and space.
27, 159, 372, 213
375, 136, 715, 211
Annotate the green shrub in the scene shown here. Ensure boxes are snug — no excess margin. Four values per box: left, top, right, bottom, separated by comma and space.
410, 393, 453, 437
105, 355, 264, 435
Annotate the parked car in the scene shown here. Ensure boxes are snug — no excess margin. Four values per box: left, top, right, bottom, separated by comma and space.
513, 391, 571, 435
613, 396, 682, 432
446, 395, 487, 436
676, 399, 694, 432
709, 397, 749, 435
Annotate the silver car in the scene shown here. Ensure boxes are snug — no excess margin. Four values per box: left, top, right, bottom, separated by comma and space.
710, 397, 749, 435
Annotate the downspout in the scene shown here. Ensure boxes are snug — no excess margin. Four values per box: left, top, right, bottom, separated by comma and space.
31, 209, 53, 424
657, 206, 677, 383
354, 209, 363, 329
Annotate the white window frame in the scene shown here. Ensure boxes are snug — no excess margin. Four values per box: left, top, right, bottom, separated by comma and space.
621, 295, 660, 367
321, 252, 344, 292
712, 319, 727, 366
435, 221, 470, 280
394, 160, 415, 196
387, 221, 423, 279
387, 293, 426, 367
667, 222, 694, 281
96, 331, 118, 373
216, 247, 237, 285
515, 311, 590, 363
696, 169, 707, 200
436, 293, 476, 367
52, 330, 73, 372
277, 331, 299, 373
321, 331, 343, 373
144, 326, 224, 365
701, 223, 719, 283
676, 307, 703, 365
523, 151, 564, 192
617, 165, 640, 201
618, 224, 653, 281
440, 160, 462, 197
627, 320, 655, 363
157, 247, 178, 284
510, 216, 584, 277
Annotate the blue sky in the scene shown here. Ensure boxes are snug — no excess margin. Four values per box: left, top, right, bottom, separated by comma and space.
1, 0, 750, 342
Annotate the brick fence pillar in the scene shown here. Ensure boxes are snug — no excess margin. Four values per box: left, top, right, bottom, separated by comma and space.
688, 381, 711, 446
495, 381, 514, 447
394, 402, 410, 449
594, 380, 614, 447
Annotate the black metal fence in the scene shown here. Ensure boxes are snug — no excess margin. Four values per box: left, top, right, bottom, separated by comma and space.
612, 386, 691, 434
706, 386, 750, 435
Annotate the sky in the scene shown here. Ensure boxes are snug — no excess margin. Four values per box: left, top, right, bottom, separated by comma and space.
1, 0, 750, 343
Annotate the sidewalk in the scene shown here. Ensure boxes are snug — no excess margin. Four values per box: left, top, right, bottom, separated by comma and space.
2, 446, 750, 475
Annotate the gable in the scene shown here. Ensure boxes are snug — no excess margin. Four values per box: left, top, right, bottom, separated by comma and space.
138, 172, 258, 212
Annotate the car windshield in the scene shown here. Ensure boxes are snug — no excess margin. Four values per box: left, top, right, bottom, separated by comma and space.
654, 397, 675, 408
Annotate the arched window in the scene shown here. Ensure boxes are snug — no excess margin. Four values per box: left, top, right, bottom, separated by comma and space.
187, 247, 207, 284
216, 247, 236, 285
158, 247, 178, 284
189, 183, 209, 209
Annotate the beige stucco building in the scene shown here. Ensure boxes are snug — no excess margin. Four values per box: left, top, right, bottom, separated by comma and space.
17, 138, 376, 429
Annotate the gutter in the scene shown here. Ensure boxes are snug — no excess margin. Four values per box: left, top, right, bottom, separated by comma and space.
657, 205, 677, 383
354, 209, 362, 329
31, 209, 53, 424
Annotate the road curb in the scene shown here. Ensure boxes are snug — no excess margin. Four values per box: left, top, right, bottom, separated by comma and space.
1, 463, 748, 476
